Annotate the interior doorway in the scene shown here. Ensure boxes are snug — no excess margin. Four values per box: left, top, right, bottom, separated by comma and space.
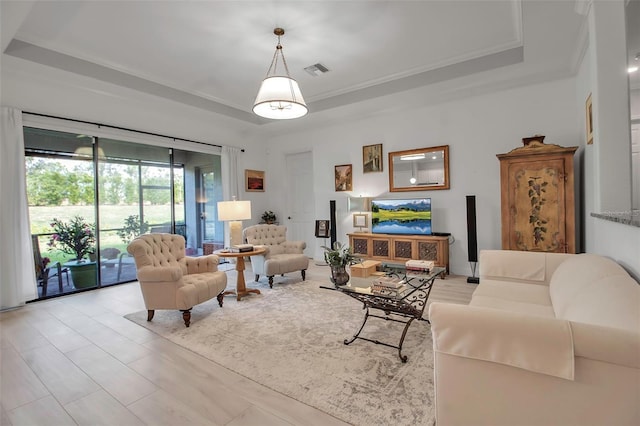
285, 151, 315, 257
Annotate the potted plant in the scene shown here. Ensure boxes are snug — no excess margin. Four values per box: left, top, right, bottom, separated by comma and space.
322, 241, 361, 286
48, 216, 97, 289
116, 214, 149, 244
261, 210, 277, 224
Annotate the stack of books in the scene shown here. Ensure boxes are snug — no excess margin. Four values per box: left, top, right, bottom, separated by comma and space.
371, 276, 405, 296
230, 244, 254, 253
405, 259, 434, 273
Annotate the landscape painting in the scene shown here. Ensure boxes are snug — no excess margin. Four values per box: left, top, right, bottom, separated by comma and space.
371, 198, 432, 235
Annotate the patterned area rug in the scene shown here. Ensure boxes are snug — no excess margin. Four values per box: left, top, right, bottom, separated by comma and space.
125, 277, 474, 425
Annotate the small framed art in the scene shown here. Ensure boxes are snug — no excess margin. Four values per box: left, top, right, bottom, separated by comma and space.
352, 213, 368, 228
362, 143, 383, 173
245, 169, 265, 192
586, 93, 594, 145
334, 164, 353, 191
315, 220, 330, 238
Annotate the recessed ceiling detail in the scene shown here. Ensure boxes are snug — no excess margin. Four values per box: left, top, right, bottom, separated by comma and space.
1, 1, 586, 126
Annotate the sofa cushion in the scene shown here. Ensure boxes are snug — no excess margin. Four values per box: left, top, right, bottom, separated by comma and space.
470, 295, 556, 318
550, 254, 640, 331
472, 279, 553, 306
480, 249, 547, 283
264, 254, 309, 276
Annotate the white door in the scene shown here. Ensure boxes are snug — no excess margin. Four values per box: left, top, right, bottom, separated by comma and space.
286, 151, 315, 257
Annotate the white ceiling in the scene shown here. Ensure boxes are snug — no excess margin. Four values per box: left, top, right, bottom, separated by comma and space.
2, 1, 589, 127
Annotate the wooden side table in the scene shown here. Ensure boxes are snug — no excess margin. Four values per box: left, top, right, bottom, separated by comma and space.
215, 248, 266, 301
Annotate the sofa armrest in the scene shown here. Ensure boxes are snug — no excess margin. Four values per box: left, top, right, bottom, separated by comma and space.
185, 255, 219, 274
571, 321, 640, 368
137, 265, 183, 282
282, 240, 306, 253
429, 302, 575, 380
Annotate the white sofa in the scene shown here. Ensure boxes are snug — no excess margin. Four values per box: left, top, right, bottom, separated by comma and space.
429, 250, 640, 426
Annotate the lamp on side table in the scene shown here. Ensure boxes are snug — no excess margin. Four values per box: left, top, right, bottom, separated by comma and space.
217, 198, 252, 247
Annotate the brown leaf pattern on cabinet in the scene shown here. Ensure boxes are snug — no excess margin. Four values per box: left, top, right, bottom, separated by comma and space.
513, 167, 560, 251
527, 176, 549, 245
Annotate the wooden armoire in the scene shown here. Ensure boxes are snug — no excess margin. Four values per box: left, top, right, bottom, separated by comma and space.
497, 136, 578, 253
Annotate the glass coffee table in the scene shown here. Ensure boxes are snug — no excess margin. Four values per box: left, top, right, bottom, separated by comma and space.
322, 263, 445, 362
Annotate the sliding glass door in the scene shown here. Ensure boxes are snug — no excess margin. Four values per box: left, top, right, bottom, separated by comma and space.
174, 149, 223, 253
24, 127, 98, 296
24, 126, 223, 299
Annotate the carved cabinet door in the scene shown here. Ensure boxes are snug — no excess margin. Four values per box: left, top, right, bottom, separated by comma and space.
505, 158, 566, 252
498, 140, 577, 253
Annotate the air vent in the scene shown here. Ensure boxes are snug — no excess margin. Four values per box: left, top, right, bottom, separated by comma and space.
304, 63, 330, 77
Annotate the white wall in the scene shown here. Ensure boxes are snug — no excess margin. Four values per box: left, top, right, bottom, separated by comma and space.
263, 78, 581, 274
576, 1, 640, 280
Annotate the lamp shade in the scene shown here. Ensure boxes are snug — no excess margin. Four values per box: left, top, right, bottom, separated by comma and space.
253, 76, 308, 120
217, 200, 252, 221
348, 197, 371, 213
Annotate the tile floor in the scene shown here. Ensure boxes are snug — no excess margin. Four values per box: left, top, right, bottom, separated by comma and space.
2, 261, 473, 425
2, 262, 352, 426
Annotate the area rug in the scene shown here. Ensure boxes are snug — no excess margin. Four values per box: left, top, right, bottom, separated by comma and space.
125, 277, 473, 425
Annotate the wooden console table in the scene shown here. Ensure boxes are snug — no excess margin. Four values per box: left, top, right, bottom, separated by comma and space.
348, 233, 449, 276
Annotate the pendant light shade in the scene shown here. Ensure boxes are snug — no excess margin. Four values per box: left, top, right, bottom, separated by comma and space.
253, 28, 308, 120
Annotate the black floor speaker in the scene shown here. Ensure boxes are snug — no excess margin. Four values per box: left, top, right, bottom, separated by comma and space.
329, 200, 337, 248
466, 195, 480, 284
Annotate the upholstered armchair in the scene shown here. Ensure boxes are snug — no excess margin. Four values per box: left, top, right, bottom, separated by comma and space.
127, 233, 227, 327
243, 224, 309, 288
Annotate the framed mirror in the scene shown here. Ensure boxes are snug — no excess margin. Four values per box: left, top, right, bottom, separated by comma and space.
388, 145, 450, 192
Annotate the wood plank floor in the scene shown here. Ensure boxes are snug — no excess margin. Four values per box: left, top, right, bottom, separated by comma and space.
1, 261, 476, 425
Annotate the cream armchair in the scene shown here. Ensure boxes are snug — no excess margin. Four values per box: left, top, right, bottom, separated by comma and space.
243, 224, 309, 288
127, 233, 227, 327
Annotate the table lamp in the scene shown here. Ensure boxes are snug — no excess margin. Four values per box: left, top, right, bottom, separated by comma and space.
348, 196, 371, 233
217, 198, 252, 247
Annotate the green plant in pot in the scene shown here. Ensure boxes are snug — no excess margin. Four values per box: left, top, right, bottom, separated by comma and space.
116, 214, 149, 244
48, 216, 97, 289
261, 210, 277, 224
322, 241, 361, 286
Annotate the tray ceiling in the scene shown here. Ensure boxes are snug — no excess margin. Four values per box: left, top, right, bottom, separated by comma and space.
2, 1, 587, 125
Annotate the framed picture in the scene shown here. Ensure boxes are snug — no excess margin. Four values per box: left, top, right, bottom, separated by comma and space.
334, 164, 353, 191
586, 93, 594, 145
362, 143, 383, 173
245, 169, 265, 192
315, 220, 330, 238
352, 213, 368, 228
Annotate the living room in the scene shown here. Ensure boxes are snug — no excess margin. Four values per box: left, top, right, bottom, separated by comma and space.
1, 1, 638, 280
1, 1, 639, 425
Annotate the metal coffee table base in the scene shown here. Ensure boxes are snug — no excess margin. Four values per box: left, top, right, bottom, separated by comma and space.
322, 266, 443, 362
344, 307, 426, 363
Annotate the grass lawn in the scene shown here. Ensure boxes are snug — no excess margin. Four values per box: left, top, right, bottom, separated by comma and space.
31, 204, 185, 263
372, 209, 431, 221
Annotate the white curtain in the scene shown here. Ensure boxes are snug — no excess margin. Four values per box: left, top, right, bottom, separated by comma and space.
0, 107, 37, 310
221, 146, 243, 247
221, 146, 242, 200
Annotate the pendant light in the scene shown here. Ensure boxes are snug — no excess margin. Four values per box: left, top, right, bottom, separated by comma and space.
253, 28, 308, 120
